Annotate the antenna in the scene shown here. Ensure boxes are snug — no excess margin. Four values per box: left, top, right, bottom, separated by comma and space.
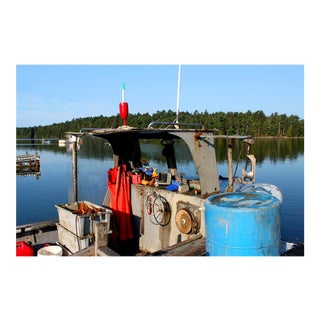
122, 82, 125, 102
175, 64, 181, 126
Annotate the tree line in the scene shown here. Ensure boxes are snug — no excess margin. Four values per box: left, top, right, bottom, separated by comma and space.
16, 109, 304, 139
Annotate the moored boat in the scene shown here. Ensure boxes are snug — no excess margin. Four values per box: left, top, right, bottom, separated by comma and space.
16, 122, 302, 256
16, 83, 303, 256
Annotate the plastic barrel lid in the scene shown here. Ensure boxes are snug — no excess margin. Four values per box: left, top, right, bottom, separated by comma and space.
207, 192, 279, 209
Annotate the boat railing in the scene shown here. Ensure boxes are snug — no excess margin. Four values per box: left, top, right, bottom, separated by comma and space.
16, 219, 58, 236
80, 128, 105, 133
147, 121, 204, 129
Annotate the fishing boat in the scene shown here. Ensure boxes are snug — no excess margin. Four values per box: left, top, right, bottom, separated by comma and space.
16, 77, 303, 257
15, 120, 302, 256
41, 139, 51, 144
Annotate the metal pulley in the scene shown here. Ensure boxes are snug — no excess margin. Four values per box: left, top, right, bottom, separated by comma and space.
241, 154, 256, 183
146, 192, 171, 226
175, 208, 198, 234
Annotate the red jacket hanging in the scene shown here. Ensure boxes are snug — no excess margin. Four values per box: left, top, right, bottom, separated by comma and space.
107, 164, 133, 241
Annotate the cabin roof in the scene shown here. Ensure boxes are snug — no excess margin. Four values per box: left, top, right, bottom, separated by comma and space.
90, 127, 212, 140
66, 126, 252, 141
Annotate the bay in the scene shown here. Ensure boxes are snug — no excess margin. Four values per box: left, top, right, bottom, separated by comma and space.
16, 137, 304, 243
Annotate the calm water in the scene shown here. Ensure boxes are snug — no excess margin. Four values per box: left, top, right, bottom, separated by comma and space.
16, 137, 304, 243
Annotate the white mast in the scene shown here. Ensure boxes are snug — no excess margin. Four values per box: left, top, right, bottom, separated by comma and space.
175, 64, 181, 126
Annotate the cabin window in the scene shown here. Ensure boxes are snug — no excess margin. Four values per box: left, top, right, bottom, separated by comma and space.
139, 139, 198, 181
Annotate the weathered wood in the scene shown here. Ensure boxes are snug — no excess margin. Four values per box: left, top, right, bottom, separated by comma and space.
94, 221, 109, 256
16, 154, 40, 162
151, 235, 206, 256
16, 153, 40, 169
72, 140, 78, 202
71, 244, 119, 256
71, 246, 95, 256
96, 247, 120, 256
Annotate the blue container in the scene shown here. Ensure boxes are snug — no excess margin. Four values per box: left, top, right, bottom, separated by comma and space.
204, 192, 281, 256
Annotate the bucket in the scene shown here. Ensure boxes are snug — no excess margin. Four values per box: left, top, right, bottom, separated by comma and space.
37, 245, 63, 256
204, 192, 281, 256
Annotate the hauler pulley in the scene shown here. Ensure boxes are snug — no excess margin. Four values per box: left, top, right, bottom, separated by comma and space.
146, 192, 171, 226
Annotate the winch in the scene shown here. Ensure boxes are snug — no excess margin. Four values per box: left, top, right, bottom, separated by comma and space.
175, 202, 201, 235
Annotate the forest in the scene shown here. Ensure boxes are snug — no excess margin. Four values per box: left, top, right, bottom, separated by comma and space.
16, 109, 304, 139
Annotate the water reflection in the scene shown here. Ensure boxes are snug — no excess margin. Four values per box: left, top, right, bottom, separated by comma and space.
16, 137, 304, 242
17, 136, 304, 164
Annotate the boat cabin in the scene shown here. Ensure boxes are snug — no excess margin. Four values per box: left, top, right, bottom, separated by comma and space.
66, 123, 254, 255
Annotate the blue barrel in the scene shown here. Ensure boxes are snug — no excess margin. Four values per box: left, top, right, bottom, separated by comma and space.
204, 192, 281, 256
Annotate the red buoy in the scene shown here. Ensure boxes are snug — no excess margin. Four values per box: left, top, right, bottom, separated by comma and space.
16, 241, 34, 256
119, 102, 128, 126
119, 83, 128, 126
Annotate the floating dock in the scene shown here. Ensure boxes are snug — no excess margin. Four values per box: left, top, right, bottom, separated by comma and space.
16, 152, 40, 169
16, 152, 41, 177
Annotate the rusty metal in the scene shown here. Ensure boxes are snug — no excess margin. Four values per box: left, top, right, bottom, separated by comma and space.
175, 208, 193, 234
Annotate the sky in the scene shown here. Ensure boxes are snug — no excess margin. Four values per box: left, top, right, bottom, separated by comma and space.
16, 64, 304, 127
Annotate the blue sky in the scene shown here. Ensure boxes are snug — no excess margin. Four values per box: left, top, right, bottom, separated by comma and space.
16, 64, 304, 127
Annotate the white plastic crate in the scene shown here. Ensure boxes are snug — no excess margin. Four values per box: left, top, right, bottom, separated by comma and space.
57, 223, 91, 254
55, 201, 110, 236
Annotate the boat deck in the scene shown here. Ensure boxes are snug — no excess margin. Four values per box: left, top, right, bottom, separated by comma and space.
16, 220, 304, 256
16, 219, 58, 244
